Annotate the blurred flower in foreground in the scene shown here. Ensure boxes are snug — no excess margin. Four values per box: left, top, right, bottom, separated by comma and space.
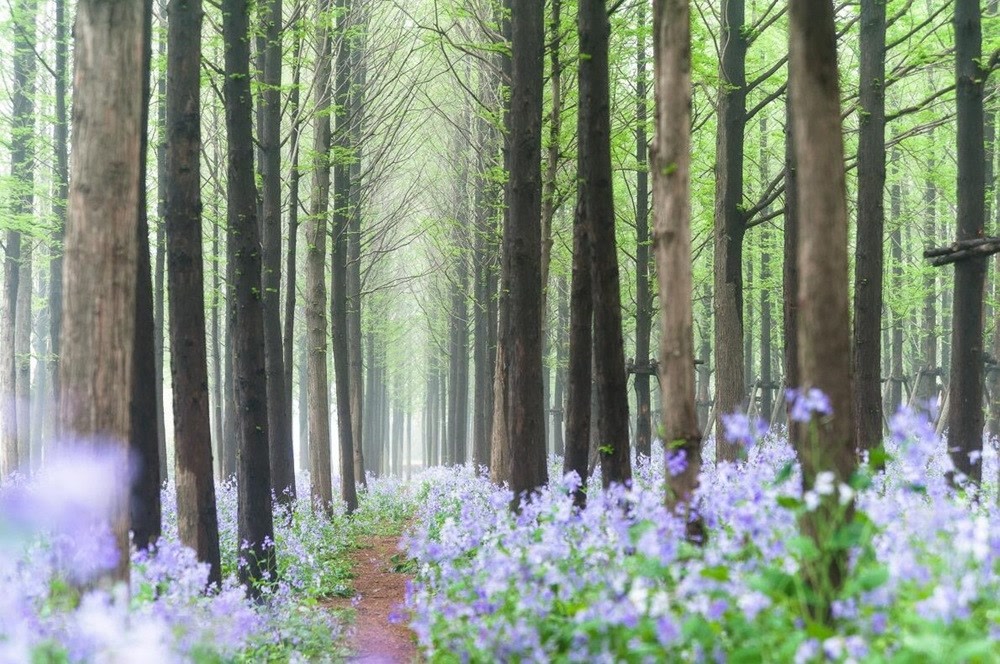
785, 387, 832, 423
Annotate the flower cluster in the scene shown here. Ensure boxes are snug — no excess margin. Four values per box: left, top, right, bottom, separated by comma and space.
403, 408, 1000, 662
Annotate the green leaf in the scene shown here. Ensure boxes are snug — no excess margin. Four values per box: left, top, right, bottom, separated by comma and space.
701, 565, 730, 582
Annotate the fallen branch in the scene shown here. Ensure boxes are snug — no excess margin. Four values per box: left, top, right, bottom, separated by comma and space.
924, 237, 1000, 266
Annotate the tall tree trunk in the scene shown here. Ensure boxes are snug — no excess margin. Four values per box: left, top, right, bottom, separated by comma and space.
222, 0, 277, 595
580, 0, 631, 487
947, 0, 986, 485
347, 20, 367, 490
49, 0, 69, 426
448, 120, 471, 467
783, 97, 800, 418
919, 144, 939, 407
15, 243, 32, 470
1, 0, 37, 476
284, 32, 305, 467
165, 0, 222, 586
31, 266, 48, 469
154, 7, 169, 484
653, 0, 702, 537
790, 0, 857, 615
540, 0, 562, 318
888, 155, 903, 414
260, 0, 295, 503
634, 0, 652, 459
61, 0, 145, 584
331, 0, 359, 513
131, 0, 164, 551
307, 0, 335, 512
713, 0, 747, 461
759, 117, 774, 422
490, 0, 548, 502
552, 275, 567, 456
297, 325, 308, 471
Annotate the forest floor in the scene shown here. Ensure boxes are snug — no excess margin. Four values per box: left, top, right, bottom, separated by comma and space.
329, 534, 419, 663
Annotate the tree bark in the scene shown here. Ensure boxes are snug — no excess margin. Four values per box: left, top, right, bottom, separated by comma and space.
165, 0, 222, 586
851, 0, 886, 449
60, 0, 145, 584
307, 0, 335, 513
49, 0, 69, 426
131, 0, 163, 551
332, 0, 359, 513
222, 0, 277, 595
634, 0, 653, 459
580, 0, 631, 488
154, 5, 169, 484
790, 0, 857, 614
759, 117, 774, 422
653, 0, 702, 537
260, 0, 296, 503
713, 0, 747, 461
947, 0, 986, 485
490, 0, 548, 503
888, 155, 903, 414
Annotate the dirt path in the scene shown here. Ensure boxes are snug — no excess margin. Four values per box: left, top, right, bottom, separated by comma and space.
331, 535, 418, 663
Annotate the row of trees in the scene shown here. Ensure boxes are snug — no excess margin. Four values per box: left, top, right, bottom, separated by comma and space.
0, 0, 996, 597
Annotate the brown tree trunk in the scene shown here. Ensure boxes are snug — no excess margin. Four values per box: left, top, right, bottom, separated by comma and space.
284, 32, 305, 470
580, 0, 631, 488
259, 0, 295, 503
947, 0, 986, 485
307, 0, 335, 512
49, 0, 69, 425
165, 0, 222, 586
131, 0, 163, 551
790, 0, 857, 615
889, 156, 903, 414
15, 244, 32, 470
759, 117, 774, 422
332, 0, 359, 513
918, 145, 939, 408
713, 0, 747, 461
222, 0, 277, 595
783, 97, 800, 421
634, 0, 652, 459
653, 0, 702, 538
447, 116, 471, 467
60, 0, 145, 584
490, 0, 548, 503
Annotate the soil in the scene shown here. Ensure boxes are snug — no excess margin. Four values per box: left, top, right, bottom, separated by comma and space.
330, 535, 419, 664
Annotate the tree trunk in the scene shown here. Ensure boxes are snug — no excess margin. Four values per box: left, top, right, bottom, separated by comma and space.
634, 0, 652, 459
222, 0, 277, 595
759, 117, 774, 422
331, 0, 359, 513
49, 0, 69, 426
889, 155, 903, 414
131, 0, 164, 551
490, 0, 548, 503
790, 0, 857, 615
154, 7, 169, 484
307, 0, 335, 512
552, 275, 567, 456
347, 30, 367, 489
540, 0, 562, 319
284, 32, 305, 469
579, 0, 631, 487
60, 0, 145, 584
15, 243, 32, 471
918, 144, 939, 408
259, 0, 295, 503
713, 0, 747, 461
947, 0, 986, 485
165, 0, 222, 586
783, 96, 800, 419
448, 119, 471, 467
653, 0, 702, 537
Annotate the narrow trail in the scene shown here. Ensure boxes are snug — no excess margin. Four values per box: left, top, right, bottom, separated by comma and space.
333, 535, 418, 663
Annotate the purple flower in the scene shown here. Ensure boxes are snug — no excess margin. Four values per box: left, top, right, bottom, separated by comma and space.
786, 387, 833, 423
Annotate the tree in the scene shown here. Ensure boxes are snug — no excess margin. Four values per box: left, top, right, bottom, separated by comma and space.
652, 0, 702, 538
490, 0, 547, 503
165, 0, 222, 586
580, 0, 631, 487
259, 0, 296, 503
852, 0, 886, 453
713, 0, 748, 461
947, 0, 987, 485
307, 0, 335, 513
222, 0, 277, 595
789, 0, 857, 615
634, 0, 653, 460
1, 0, 38, 477
49, 0, 69, 425
131, 0, 163, 551
60, 0, 146, 583
332, 0, 360, 513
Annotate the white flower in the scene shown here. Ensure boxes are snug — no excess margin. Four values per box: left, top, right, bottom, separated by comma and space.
838, 483, 854, 506
814, 471, 836, 496
804, 491, 820, 511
